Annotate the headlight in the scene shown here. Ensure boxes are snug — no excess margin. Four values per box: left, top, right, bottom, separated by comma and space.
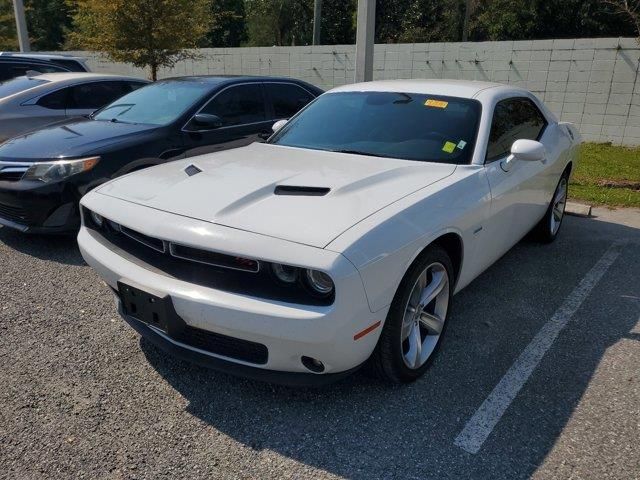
304, 269, 334, 296
23, 156, 100, 183
90, 210, 104, 228
271, 263, 335, 298
271, 263, 298, 283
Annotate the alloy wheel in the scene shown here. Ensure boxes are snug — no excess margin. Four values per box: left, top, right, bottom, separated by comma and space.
400, 262, 450, 369
550, 177, 568, 235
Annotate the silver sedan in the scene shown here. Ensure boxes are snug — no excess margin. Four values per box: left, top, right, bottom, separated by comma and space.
0, 72, 148, 142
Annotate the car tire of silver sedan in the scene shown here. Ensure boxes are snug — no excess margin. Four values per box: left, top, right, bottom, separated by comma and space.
369, 245, 454, 384
533, 169, 570, 243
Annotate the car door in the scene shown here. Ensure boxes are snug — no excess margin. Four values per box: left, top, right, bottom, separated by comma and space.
264, 82, 316, 121
65, 81, 136, 118
182, 83, 273, 157
482, 97, 551, 263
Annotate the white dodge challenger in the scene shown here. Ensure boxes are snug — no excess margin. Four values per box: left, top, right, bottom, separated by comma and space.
78, 79, 581, 385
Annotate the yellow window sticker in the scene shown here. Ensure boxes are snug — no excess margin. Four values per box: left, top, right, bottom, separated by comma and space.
425, 99, 448, 108
442, 141, 457, 153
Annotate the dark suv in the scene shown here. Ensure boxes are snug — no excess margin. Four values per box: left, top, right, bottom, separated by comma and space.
0, 53, 89, 81
0, 75, 322, 233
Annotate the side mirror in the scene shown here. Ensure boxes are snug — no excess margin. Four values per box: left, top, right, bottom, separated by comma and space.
192, 113, 223, 130
272, 119, 288, 133
501, 139, 545, 172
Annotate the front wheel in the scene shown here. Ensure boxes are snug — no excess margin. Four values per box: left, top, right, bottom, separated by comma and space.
369, 245, 453, 383
533, 172, 569, 243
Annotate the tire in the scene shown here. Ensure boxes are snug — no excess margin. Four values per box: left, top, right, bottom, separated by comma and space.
369, 245, 454, 384
533, 170, 569, 243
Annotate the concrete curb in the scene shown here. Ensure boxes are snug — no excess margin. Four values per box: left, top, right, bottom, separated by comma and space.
566, 202, 592, 217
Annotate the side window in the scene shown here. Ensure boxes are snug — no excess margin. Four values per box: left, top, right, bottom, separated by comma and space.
13, 63, 67, 78
266, 83, 314, 119
201, 84, 266, 127
68, 81, 127, 110
0, 64, 11, 81
486, 98, 547, 162
125, 81, 146, 93
37, 88, 71, 110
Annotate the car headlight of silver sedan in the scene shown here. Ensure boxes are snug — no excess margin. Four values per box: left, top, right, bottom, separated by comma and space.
23, 156, 100, 183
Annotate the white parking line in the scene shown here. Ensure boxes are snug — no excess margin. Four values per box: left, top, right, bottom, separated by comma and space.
453, 240, 625, 454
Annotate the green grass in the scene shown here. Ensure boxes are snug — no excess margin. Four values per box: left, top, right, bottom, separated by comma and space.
570, 143, 640, 208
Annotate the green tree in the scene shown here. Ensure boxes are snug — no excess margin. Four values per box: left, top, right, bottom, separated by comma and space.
0, 0, 18, 50
245, 0, 312, 46
399, 0, 466, 43
28, 0, 73, 50
0, 0, 73, 51
320, 0, 356, 44
469, 0, 636, 40
67, 0, 211, 80
375, 0, 412, 43
202, 0, 247, 47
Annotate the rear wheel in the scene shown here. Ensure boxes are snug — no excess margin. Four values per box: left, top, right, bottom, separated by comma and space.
534, 171, 569, 243
369, 245, 453, 383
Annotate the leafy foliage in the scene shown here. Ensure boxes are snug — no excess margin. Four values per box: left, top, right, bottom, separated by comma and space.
244, 0, 313, 46
67, 0, 211, 79
0, 0, 18, 50
470, 0, 637, 40
0, 0, 72, 50
0, 0, 635, 62
28, 0, 73, 50
202, 0, 247, 47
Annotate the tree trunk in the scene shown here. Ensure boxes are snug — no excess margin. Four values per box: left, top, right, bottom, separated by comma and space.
150, 63, 158, 81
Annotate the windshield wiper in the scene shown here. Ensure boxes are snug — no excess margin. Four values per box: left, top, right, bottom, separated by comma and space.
98, 103, 135, 114
331, 149, 387, 158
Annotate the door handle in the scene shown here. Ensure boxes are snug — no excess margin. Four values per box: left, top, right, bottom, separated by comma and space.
258, 131, 271, 140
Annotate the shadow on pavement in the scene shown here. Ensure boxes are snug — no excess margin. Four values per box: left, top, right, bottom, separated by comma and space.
136, 214, 639, 479
0, 225, 84, 266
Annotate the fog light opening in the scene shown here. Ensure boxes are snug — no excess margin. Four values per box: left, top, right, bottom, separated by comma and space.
301, 356, 325, 373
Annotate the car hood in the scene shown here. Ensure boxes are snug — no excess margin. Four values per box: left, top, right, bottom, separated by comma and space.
97, 143, 456, 248
0, 119, 158, 160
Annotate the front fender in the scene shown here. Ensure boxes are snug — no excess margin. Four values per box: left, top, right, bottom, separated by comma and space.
327, 166, 491, 312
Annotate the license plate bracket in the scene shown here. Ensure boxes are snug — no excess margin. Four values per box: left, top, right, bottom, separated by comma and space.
118, 281, 172, 333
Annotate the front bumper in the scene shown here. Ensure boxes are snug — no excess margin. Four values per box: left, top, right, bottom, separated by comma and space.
117, 298, 363, 386
77, 194, 386, 382
0, 179, 80, 233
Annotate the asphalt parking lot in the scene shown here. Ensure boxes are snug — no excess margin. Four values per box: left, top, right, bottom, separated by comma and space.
1, 207, 639, 480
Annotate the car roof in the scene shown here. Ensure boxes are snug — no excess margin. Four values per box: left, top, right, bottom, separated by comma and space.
0, 52, 86, 62
161, 75, 314, 86
329, 79, 525, 99
26, 72, 147, 83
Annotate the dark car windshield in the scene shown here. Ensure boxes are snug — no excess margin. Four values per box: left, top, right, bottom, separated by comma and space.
93, 81, 209, 125
269, 91, 482, 164
0, 76, 48, 98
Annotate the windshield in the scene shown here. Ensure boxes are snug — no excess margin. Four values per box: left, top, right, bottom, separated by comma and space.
269, 91, 482, 164
0, 76, 48, 98
93, 81, 209, 125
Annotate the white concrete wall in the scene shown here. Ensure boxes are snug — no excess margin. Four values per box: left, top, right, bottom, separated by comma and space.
63, 37, 640, 145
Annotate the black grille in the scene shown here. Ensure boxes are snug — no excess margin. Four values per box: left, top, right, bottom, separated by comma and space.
178, 325, 268, 364
121, 225, 166, 252
170, 243, 260, 272
0, 171, 24, 182
85, 207, 334, 306
0, 202, 27, 223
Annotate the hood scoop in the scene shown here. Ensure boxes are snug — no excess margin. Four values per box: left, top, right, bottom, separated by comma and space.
274, 185, 330, 196
184, 164, 202, 177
